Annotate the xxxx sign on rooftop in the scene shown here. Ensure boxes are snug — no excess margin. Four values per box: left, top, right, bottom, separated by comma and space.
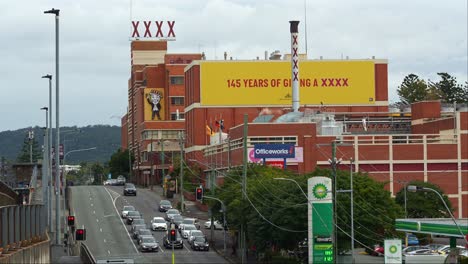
308, 176, 333, 264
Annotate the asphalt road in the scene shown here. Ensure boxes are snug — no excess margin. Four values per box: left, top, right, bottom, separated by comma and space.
70, 185, 227, 263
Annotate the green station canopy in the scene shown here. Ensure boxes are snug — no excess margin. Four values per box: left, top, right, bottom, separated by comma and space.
396, 218, 468, 238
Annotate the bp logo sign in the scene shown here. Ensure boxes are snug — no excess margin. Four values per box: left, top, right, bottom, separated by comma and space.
312, 183, 328, 200
389, 245, 397, 254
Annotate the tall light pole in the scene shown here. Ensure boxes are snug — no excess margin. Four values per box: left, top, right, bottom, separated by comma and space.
350, 158, 355, 264
40, 107, 49, 227
42, 74, 53, 228
44, 7, 60, 245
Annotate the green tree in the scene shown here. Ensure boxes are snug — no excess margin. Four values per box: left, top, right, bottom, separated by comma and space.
395, 181, 453, 218
16, 133, 42, 163
108, 148, 134, 178
429, 73, 467, 104
212, 165, 403, 254
397, 74, 428, 104
91, 162, 105, 185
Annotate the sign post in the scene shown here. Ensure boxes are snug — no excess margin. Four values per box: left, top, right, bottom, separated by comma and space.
308, 177, 333, 264
384, 239, 402, 263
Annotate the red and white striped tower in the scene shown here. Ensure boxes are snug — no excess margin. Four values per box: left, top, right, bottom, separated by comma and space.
290, 20, 300, 112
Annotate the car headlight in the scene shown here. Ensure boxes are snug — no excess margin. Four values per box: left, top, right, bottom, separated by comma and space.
142, 246, 148, 248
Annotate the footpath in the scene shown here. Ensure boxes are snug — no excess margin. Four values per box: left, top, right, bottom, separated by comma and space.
146, 185, 257, 264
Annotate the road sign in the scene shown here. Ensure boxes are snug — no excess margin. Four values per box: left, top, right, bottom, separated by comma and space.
108, 173, 111, 180
384, 239, 402, 263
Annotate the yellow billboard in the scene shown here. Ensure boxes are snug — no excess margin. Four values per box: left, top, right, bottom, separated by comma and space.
144, 88, 165, 121
199, 60, 375, 105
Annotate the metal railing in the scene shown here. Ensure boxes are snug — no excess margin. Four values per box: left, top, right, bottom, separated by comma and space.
0, 204, 47, 255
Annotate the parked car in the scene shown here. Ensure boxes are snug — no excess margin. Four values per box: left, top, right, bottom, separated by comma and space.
437, 245, 465, 255
158, 200, 172, 212
151, 217, 167, 231
204, 220, 223, 230
163, 231, 183, 249
139, 236, 159, 252
180, 224, 197, 239
403, 246, 430, 254
126, 211, 141, 225
191, 236, 209, 251
405, 233, 419, 246
165, 209, 180, 221
136, 229, 153, 244
188, 230, 205, 245
132, 225, 147, 239
124, 183, 137, 196
178, 218, 200, 230
121, 205, 135, 218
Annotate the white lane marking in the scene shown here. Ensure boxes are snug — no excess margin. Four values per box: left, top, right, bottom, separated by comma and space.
93, 211, 95, 214
107, 250, 111, 255
104, 239, 107, 243
96, 219, 99, 223
184, 243, 191, 252
100, 228, 102, 232
104, 187, 139, 254
103, 214, 113, 218
159, 246, 164, 253
91, 203, 93, 207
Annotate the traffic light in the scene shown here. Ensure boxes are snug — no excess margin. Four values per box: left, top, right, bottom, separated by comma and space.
169, 229, 177, 242
67, 216, 75, 226
75, 229, 86, 241
196, 187, 203, 201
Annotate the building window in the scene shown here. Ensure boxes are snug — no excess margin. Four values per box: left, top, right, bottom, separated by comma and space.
170, 97, 184, 106
171, 113, 185, 120
142, 130, 183, 140
170, 76, 184, 85
249, 136, 297, 147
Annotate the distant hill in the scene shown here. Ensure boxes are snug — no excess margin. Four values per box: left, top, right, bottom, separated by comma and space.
0, 125, 121, 164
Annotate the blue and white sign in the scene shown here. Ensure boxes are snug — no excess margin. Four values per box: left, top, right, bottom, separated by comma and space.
108, 173, 112, 180
254, 144, 295, 159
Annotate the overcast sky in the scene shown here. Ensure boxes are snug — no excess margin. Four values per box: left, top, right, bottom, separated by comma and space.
0, 0, 466, 131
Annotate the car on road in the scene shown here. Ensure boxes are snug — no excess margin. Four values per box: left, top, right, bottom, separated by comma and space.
136, 229, 153, 244
187, 230, 205, 245
165, 209, 180, 221
123, 183, 137, 196
403, 246, 430, 254
180, 224, 197, 239
163, 231, 183, 249
158, 200, 172, 212
151, 217, 167, 231
131, 219, 146, 233
139, 237, 159, 252
191, 236, 209, 251
204, 220, 223, 230
121, 205, 135, 218
171, 215, 184, 228
178, 218, 200, 230
132, 224, 147, 238
126, 211, 141, 225
117, 175, 126, 186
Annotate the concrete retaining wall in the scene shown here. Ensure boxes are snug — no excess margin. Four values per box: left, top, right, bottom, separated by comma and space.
0, 238, 50, 264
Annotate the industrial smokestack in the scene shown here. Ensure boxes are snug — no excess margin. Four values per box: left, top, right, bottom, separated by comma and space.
290, 20, 300, 112
265, 50, 268, 60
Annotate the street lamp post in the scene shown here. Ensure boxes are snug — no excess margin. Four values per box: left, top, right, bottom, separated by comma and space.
42, 74, 53, 228
204, 195, 227, 257
350, 158, 355, 264
44, 7, 60, 245
407, 185, 468, 244
40, 107, 49, 227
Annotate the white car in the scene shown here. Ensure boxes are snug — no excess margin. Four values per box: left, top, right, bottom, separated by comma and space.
151, 217, 167, 231
121, 205, 135, 218
188, 230, 205, 245
204, 220, 223, 230
178, 218, 200, 231
180, 224, 197, 239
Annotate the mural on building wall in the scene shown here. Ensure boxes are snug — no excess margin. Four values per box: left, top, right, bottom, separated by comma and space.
144, 88, 165, 121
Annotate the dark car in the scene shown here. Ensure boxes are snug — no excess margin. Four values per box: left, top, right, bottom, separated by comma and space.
171, 215, 184, 229
126, 211, 141, 225
163, 231, 183, 249
124, 183, 137, 196
132, 225, 147, 239
139, 236, 159, 252
191, 236, 209, 251
159, 200, 172, 212
136, 229, 153, 244
131, 219, 146, 233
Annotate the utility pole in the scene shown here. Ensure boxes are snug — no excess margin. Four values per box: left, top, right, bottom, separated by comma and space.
241, 114, 248, 264
350, 158, 355, 264
330, 141, 338, 262
150, 139, 154, 189
29, 130, 34, 163
179, 132, 185, 213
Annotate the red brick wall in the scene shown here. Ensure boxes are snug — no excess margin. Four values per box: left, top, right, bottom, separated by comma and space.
393, 145, 423, 160
427, 144, 457, 159
131, 41, 167, 51
411, 101, 441, 120
375, 63, 388, 102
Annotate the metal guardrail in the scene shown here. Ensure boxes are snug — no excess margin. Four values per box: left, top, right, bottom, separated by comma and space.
0, 204, 47, 256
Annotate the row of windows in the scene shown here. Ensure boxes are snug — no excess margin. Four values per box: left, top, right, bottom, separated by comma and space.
142, 130, 184, 140
170, 113, 185, 120
170, 76, 184, 85
170, 97, 184, 105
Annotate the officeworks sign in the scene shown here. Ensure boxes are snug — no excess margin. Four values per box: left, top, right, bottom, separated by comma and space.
254, 144, 295, 159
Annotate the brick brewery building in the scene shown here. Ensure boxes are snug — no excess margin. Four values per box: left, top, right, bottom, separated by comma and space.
122, 41, 468, 218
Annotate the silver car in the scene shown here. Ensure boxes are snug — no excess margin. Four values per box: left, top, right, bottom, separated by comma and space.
165, 209, 180, 221
121, 205, 135, 218
132, 224, 147, 238
136, 229, 152, 244
180, 224, 197, 239
139, 236, 159, 252
178, 218, 200, 231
